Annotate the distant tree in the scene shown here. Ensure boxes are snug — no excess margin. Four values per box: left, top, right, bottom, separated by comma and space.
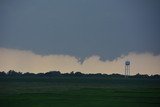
74, 72, 83, 76
70, 71, 74, 75
142, 74, 149, 78
62, 73, 70, 76
133, 73, 149, 78
37, 73, 45, 77
7, 70, 22, 76
112, 73, 124, 77
23, 72, 35, 76
0, 71, 6, 77
151, 74, 160, 79
45, 71, 61, 77
94, 73, 103, 77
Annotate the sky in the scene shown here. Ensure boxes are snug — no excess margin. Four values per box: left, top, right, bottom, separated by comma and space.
0, 0, 160, 74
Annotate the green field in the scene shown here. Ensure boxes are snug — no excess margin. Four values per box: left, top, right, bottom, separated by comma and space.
0, 77, 160, 107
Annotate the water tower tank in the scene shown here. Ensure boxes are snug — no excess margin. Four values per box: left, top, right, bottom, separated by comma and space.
125, 61, 130, 65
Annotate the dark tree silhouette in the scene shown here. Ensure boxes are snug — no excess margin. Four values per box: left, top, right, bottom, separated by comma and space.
0, 71, 6, 76
45, 71, 61, 77
7, 70, 22, 76
23, 72, 35, 76
0, 70, 159, 79
74, 72, 84, 77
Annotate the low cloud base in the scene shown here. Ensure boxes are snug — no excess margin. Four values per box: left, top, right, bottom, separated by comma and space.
0, 48, 160, 75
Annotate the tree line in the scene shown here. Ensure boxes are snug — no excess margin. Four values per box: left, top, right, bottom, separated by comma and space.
0, 70, 159, 79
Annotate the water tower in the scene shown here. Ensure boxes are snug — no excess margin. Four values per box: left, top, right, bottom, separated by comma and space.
125, 61, 130, 77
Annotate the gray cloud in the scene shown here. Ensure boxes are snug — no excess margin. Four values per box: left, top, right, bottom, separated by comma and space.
0, 0, 160, 60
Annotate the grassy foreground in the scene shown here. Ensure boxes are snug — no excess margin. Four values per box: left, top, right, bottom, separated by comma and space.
0, 77, 160, 107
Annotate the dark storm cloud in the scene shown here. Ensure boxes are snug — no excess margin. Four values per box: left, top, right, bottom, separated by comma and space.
0, 0, 160, 60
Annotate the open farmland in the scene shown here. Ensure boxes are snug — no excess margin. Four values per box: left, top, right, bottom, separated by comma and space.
0, 77, 160, 107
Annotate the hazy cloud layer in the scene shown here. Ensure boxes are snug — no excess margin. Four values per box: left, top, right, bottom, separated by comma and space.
0, 48, 160, 75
